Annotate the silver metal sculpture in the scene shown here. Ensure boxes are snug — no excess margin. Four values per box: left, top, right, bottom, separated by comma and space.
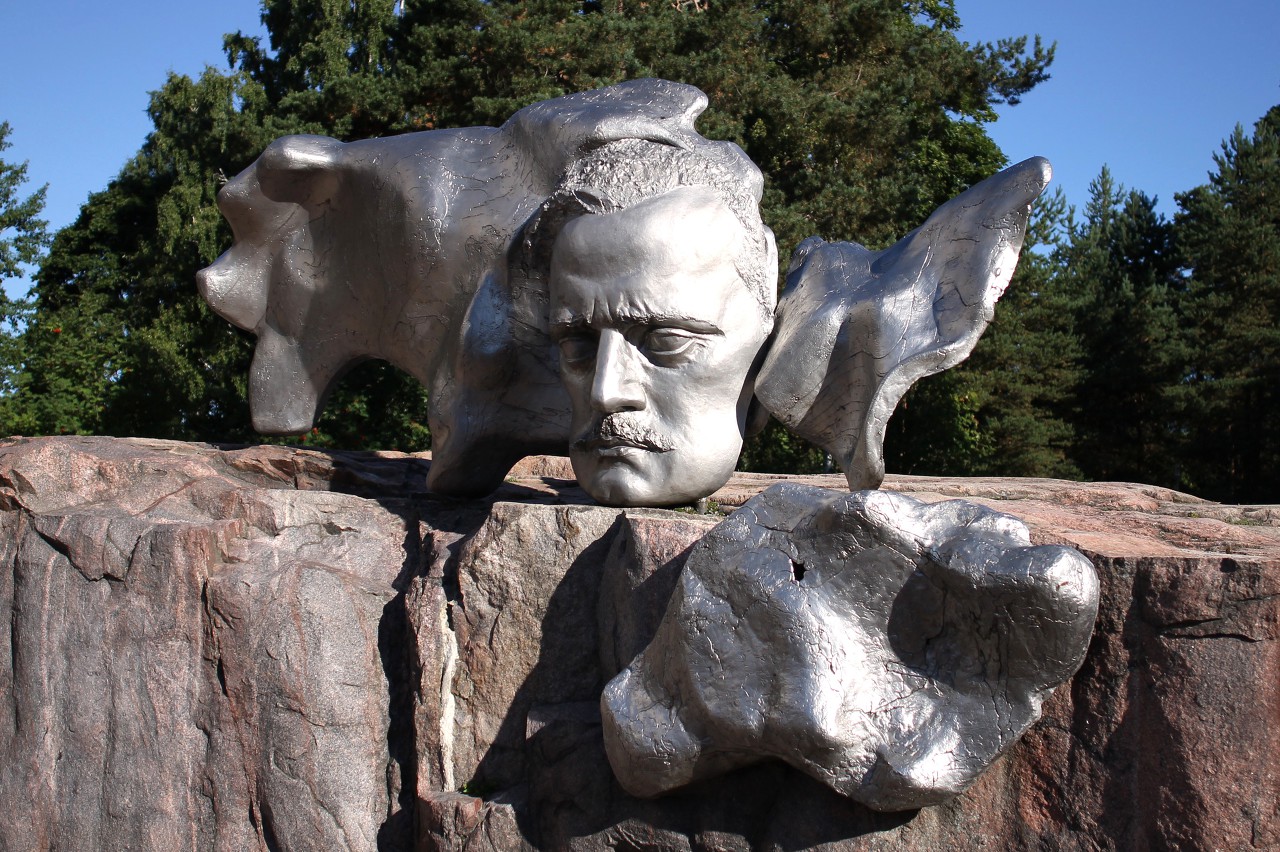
199, 79, 1096, 812
198, 79, 783, 502
601, 483, 1100, 810
756, 157, 1051, 490
198, 78, 1047, 508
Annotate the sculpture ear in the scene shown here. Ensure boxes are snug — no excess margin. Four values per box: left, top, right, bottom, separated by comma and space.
755, 157, 1052, 490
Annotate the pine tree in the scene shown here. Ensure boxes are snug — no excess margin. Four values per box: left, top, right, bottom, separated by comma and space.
390, 0, 1052, 254
967, 188, 1082, 478
0, 121, 48, 417
972, 189, 1083, 478
1062, 168, 1188, 487
1176, 107, 1280, 502
882, 189, 1084, 479
21, 24, 429, 444
0, 122, 47, 290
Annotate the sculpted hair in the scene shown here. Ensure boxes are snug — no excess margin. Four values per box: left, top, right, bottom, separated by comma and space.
522, 138, 778, 320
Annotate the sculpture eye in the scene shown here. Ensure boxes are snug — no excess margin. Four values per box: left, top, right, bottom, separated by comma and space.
640, 328, 698, 362
557, 333, 598, 367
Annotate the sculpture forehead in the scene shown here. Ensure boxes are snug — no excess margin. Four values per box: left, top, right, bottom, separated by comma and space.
550, 186, 749, 320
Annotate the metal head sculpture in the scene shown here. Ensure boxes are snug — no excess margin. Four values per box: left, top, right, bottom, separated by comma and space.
199, 78, 1048, 505
522, 140, 777, 506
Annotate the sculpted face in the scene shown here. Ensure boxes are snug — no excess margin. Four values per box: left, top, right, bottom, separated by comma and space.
549, 186, 771, 506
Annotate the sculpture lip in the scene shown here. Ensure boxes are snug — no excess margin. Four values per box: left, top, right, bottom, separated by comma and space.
572, 436, 671, 454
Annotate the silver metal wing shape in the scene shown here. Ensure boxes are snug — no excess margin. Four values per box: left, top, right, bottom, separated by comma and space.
754, 157, 1053, 489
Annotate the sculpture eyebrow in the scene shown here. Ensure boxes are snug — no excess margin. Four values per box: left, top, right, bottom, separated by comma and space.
551, 311, 724, 336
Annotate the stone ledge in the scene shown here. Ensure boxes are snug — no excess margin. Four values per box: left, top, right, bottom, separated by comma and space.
0, 436, 1276, 850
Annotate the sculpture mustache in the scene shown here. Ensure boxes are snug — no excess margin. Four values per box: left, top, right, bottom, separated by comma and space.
571, 415, 674, 453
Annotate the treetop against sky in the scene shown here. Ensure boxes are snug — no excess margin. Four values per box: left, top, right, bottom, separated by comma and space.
1, 0, 1277, 300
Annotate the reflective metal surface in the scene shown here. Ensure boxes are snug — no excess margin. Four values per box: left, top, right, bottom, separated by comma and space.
198, 79, 745, 498
755, 157, 1053, 490
199, 80, 1047, 507
548, 185, 774, 506
601, 483, 1099, 810
200, 82, 1093, 812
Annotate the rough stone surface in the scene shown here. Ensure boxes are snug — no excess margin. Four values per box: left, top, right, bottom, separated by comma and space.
0, 436, 418, 851
2, 436, 1278, 850
442, 501, 624, 791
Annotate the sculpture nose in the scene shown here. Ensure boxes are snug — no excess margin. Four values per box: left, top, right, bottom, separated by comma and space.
591, 330, 647, 413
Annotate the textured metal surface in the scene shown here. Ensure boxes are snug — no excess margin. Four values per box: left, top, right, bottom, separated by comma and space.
197, 79, 745, 497
601, 482, 1099, 810
548, 184, 775, 506
755, 157, 1051, 490
198, 87, 1085, 809
199, 80, 1049, 507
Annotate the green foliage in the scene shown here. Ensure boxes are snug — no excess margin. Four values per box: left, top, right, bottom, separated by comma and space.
14, 1, 1277, 504
0, 294, 31, 403
970, 188, 1083, 479
1, 290, 127, 435
890, 170, 1194, 489
739, 419, 828, 475
389, 0, 1044, 252
1060, 169, 1188, 487
0, 122, 49, 286
1175, 108, 1280, 502
884, 370, 992, 476
0, 121, 48, 413
889, 109, 1280, 505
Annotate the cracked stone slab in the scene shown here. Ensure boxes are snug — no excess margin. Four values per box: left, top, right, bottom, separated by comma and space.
4, 438, 1280, 850
0, 436, 415, 851
431, 501, 627, 793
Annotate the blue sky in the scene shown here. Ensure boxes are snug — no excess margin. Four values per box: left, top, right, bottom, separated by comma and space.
2, 1, 1278, 297
959, 1, 1280, 217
